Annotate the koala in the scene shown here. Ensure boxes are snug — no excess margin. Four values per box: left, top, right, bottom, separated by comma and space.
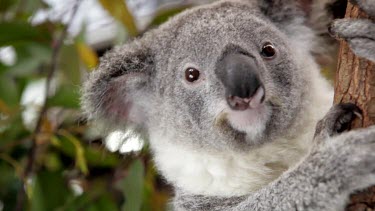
82, 0, 375, 210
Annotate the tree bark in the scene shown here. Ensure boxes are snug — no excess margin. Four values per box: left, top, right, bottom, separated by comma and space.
334, 2, 375, 210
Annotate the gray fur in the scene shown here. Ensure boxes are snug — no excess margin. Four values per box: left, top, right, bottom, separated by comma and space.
173, 103, 375, 211
173, 124, 375, 210
174, 126, 375, 211
330, 0, 375, 62
352, 0, 375, 15
81, 0, 375, 210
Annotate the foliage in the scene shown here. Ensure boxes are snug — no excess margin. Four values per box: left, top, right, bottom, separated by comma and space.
0, 0, 186, 210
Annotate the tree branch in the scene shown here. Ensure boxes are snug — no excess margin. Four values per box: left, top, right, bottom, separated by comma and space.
15, 2, 82, 210
334, 2, 375, 210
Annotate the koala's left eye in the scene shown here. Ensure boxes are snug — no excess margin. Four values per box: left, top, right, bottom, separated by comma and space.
261, 42, 276, 59
185, 67, 200, 83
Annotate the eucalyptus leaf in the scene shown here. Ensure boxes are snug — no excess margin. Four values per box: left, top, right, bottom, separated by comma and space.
0, 74, 19, 106
121, 159, 145, 211
0, 112, 29, 147
58, 131, 88, 175
31, 171, 72, 211
0, 0, 17, 13
47, 85, 80, 109
0, 22, 50, 47
59, 45, 81, 85
76, 42, 99, 70
84, 146, 121, 168
7, 43, 52, 77
52, 134, 120, 168
98, 0, 138, 37
0, 163, 21, 211
149, 6, 190, 27
88, 195, 118, 211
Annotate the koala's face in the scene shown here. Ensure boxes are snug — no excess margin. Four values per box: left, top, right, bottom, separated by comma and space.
83, 1, 311, 152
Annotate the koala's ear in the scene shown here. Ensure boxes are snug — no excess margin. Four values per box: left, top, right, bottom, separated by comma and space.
82, 40, 154, 127
257, 0, 332, 24
257, 0, 305, 23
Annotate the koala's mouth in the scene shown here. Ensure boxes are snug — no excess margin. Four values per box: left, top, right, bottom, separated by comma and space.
226, 103, 268, 133
227, 86, 265, 111
214, 87, 270, 139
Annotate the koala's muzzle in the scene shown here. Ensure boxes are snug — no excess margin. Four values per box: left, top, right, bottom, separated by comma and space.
217, 53, 265, 111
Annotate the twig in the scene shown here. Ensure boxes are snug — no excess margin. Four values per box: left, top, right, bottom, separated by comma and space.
15, 2, 82, 211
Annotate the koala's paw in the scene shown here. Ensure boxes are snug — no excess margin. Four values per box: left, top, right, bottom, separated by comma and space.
350, 0, 375, 17
328, 126, 375, 191
330, 19, 375, 62
309, 126, 375, 194
314, 103, 362, 140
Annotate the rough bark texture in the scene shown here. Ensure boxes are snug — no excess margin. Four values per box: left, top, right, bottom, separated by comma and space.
334, 2, 375, 211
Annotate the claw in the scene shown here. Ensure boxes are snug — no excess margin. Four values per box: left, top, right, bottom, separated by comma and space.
353, 110, 363, 120
333, 103, 362, 134
314, 103, 363, 139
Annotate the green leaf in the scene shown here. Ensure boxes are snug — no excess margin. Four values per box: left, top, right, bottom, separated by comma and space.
149, 6, 190, 27
30, 171, 72, 211
61, 181, 118, 211
88, 195, 118, 211
0, 22, 51, 47
0, 62, 7, 75
21, 0, 45, 15
0, 74, 19, 106
58, 193, 92, 211
84, 146, 121, 167
48, 85, 80, 109
0, 162, 22, 211
59, 44, 81, 85
43, 152, 62, 171
0, 0, 17, 13
0, 110, 29, 147
51, 135, 120, 168
7, 43, 52, 77
58, 131, 89, 175
121, 159, 145, 211
98, 0, 138, 37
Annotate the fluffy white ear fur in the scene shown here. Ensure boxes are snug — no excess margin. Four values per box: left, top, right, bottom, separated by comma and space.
81, 41, 154, 127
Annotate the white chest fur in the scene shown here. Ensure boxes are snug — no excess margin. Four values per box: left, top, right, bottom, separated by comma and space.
151, 132, 313, 197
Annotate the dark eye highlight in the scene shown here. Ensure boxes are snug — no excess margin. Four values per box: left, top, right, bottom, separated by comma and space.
185, 67, 200, 83
261, 42, 276, 59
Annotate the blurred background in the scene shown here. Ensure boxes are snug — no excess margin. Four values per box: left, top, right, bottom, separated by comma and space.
0, 0, 214, 210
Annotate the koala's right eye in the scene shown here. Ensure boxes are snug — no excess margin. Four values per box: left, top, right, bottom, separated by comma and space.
185, 67, 200, 83
261, 42, 276, 59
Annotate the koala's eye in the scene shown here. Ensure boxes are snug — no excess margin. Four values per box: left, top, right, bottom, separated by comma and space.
261, 42, 276, 59
185, 67, 200, 83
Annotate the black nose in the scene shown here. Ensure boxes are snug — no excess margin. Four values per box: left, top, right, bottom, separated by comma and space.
216, 53, 264, 111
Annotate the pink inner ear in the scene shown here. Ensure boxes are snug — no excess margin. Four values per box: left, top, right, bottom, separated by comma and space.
103, 72, 148, 125
106, 84, 133, 121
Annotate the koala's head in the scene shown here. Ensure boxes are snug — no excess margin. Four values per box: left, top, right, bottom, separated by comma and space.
82, 0, 324, 152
